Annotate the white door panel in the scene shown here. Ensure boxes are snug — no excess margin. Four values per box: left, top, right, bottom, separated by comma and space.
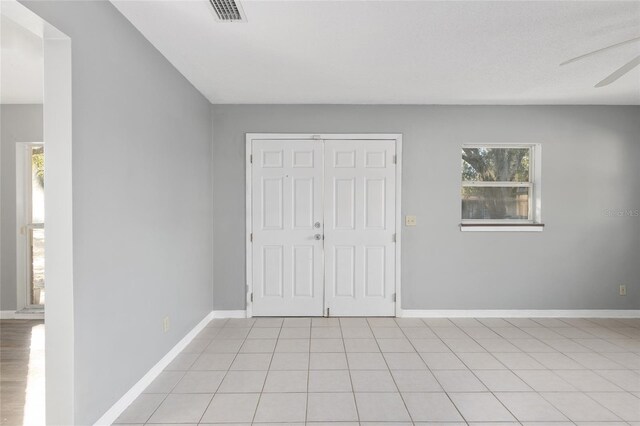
250, 138, 397, 317
324, 140, 396, 316
252, 140, 324, 316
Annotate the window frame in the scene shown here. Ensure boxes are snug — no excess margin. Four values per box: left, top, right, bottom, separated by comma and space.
460, 143, 543, 231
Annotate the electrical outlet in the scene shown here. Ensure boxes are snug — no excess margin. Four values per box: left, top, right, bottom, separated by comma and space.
163, 316, 170, 332
619, 285, 626, 296
405, 215, 417, 226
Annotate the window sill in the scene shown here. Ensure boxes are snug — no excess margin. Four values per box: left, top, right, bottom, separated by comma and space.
460, 223, 545, 232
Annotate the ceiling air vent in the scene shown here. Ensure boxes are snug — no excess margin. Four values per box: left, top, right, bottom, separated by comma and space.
209, 0, 247, 22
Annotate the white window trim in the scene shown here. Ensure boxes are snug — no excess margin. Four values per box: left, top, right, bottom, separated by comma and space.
460, 143, 542, 232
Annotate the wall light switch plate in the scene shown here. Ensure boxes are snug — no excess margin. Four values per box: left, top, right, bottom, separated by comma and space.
405, 215, 417, 226
163, 316, 170, 332
619, 285, 626, 296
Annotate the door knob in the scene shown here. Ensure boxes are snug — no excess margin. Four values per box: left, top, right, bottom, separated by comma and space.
314, 222, 321, 228
314, 234, 322, 240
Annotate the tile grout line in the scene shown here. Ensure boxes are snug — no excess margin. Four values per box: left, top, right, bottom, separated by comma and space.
192, 319, 229, 425
196, 317, 252, 425
138, 318, 228, 425
429, 318, 528, 425
445, 318, 624, 424
144, 318, 230, 425
450, 317, 585, 422
398, 318, 469, 424
502, 320, 630, 420
250, 318, 283, 424
360, 318, 415, 424
304, 319, 311, 425
340, 317, 361, 424
453, 318, 581, 424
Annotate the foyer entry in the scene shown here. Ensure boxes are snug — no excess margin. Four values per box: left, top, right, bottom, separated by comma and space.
246, 134, 402, 317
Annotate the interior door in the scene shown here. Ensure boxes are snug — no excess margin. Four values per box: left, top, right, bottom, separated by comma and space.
251, 139, 325, 316
323, 140, 396, 316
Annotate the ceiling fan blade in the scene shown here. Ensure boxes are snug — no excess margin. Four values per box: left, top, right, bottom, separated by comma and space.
595, 54, 640, 88
560, 36, 640, 66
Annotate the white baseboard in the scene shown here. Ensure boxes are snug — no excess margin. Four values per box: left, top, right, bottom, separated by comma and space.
205, 309, 639, 319
93, 311, 214, 426
0, 310, 44, 320
14, 310, 45, 320
206, 309, 639, 319
0, 310, 15, 319
213, 310, 247, 319
399, 309, 640, 318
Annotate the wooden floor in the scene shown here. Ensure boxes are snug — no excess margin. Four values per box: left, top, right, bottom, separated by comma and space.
0, 320, 45, 426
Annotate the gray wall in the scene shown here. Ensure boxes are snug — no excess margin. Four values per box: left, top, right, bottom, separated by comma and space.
20, 2, 213, 424
0, 104, 43, 311
212, 105, 640, 311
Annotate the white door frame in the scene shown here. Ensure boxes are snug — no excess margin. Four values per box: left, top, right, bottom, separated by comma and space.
246, 133, 403, 317
15, 142, 45, 311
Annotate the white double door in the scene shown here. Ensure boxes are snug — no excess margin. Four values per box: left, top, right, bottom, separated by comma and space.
251, 138, 397, 317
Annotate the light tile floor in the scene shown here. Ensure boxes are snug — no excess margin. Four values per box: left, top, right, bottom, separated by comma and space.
115, 317, 640, 425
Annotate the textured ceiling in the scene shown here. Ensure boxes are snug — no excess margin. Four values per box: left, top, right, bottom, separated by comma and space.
114, 1, 639, 104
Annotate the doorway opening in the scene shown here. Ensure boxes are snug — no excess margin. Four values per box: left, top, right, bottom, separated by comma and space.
1, 0, 73, 424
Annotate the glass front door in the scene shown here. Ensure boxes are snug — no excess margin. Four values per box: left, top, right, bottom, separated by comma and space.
26, 145, 45, 307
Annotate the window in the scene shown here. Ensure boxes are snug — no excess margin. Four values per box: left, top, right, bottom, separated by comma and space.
461, 144, 542, 230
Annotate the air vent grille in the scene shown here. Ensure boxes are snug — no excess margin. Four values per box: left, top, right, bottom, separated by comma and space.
209, 0, 246, 22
